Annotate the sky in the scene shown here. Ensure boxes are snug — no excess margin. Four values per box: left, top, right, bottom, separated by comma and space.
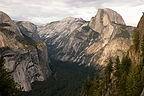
0, 0, 144, 26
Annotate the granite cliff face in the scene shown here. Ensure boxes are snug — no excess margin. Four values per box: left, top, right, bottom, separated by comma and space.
89, 8, 125, 33
0, 11, 52, 91
38, 8, 134, 67
38, 17, 85, 42
16, 21, 40, 41
89, 8, 126, 47
87, 8, 134, 66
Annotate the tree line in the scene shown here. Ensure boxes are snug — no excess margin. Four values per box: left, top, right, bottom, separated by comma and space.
79, 56, 144, 96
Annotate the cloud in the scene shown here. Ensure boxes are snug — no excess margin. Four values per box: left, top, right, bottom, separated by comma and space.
27, 16, 61, 25
0, 0, 144, 26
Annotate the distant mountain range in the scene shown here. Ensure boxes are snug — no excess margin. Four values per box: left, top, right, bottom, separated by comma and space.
0, 8, 135, 91
37, 8, 134, 67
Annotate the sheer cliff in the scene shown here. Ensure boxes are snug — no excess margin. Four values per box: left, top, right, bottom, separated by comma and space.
16, 21, 41, 41
0, 11, 52, 91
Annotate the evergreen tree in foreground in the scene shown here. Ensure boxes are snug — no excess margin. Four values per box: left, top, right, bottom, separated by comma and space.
79, 56, 144, 96
91, 73, 101, 96
133, 29, 139, 51
80, 76, 92, 96
0, 56, 21, 96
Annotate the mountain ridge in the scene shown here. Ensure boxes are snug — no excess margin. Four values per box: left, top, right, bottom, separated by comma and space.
37, 8, 134, 67
0, 8, 135, 92
0, 11, 52, 91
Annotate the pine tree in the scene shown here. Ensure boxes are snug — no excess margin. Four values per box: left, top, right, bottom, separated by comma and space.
133, 29, 139, 51
120, 56, 131, 74
112, 56, 121, 96
141, 66, 144, 87
91, 73, 101, 96
117, 72, 127, 96
126, 65, 143, 96
114, 56, 120, 79
103, 58, 113, 95
115, 56, 131, 96
0, 56, 21, 96
80, 76, 92, 96
141, 35, 144, 56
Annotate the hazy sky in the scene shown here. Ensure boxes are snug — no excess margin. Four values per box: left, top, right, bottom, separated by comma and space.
0, 0, 144, 26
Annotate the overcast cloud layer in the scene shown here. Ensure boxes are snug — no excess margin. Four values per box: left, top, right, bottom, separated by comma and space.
0, 0, 144, 26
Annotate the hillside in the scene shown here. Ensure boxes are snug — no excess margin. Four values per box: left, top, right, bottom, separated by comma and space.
38, 8, 134, 68
18, 8, 136, 96
79, 13, 144, 96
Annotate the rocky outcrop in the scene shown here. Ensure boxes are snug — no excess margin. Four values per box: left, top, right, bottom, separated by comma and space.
16, 21, 40, 41
37, 8, 134, 67
89, 8, 125, 33
38, 17, 85, 41
4, 46, 51, 91
89, 8, 127, 47
0, 11, 22, 36
128, 13, 144, 64
0, 11, 52, 91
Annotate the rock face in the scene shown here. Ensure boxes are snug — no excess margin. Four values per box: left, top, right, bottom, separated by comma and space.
16, 21, 40, 41
89, 8, 126, 47
89, 8, 125, 33
125, 13, 144, 96
128, 13, 144, 64
37, 8, 134, 67
0, 11, 52, 91
38, 17, 85, 41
